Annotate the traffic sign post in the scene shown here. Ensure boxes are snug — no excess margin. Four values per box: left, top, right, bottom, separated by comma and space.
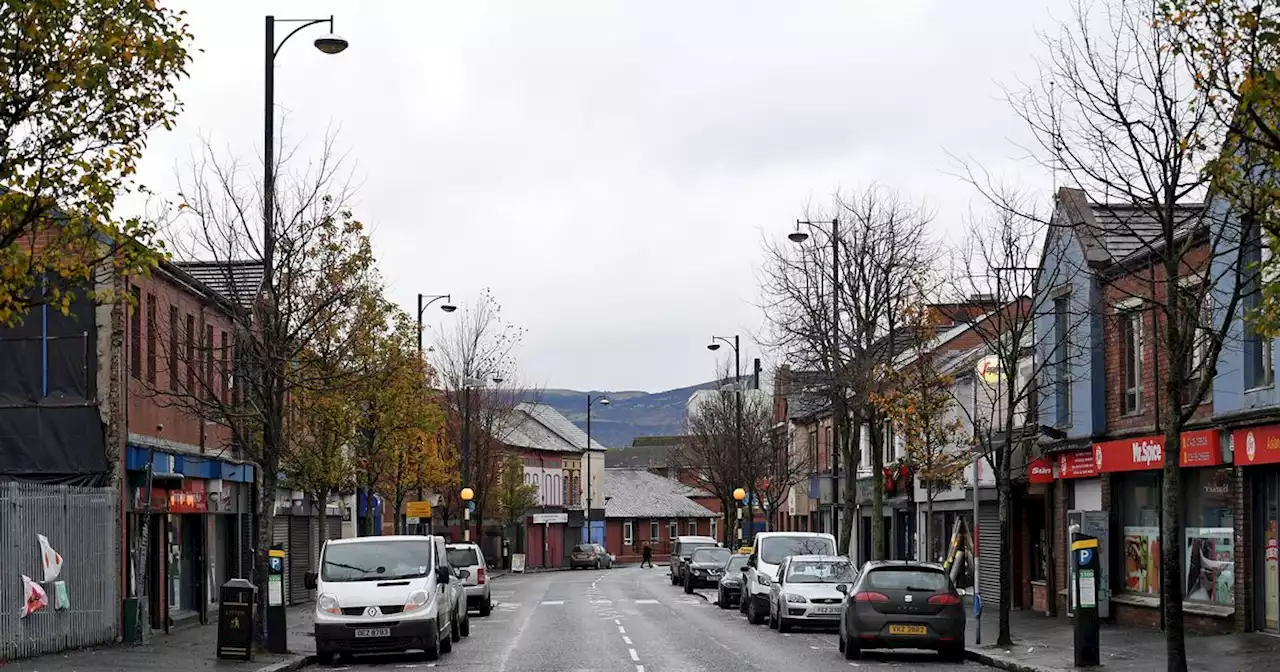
406, 500, 432, 535
1070, 533, 1100, 666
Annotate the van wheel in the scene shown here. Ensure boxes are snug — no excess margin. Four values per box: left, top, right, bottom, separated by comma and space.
451, 615, 461, 643
480, 596, 493, 617
440, 622, 454, 654
423, 630, 441, 661
461, 613, 471, 637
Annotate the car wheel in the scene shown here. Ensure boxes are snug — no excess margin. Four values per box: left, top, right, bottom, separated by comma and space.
315, 651, 335, 666
423, 629, 441, 661
440, 623, 454, 654
451, 614, 461, 643
843, 636, 861, 660
838, 631, 846, 653
768, 601, 779, 630
942, 644, 965, 663
716, 589, 729, 609
777, 613, 791, 633
461, 612, 471, 637
480, 596, 493, 617
684, 576, 694, 594
739, 588, 749, 615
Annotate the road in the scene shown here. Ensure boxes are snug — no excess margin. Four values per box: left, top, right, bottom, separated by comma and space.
319, 564, 985, 671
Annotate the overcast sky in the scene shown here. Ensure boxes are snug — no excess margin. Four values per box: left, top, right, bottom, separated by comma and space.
134, 0, 1064, 393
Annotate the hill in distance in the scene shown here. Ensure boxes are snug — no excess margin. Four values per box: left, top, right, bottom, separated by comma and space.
529, 381, 721, 448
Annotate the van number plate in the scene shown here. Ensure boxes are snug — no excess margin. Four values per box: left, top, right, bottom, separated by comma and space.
354, 628, 391, 638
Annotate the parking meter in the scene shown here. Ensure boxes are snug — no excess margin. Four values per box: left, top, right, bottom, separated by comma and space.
266, 545, 287, 654
1070, 533, 1100, 666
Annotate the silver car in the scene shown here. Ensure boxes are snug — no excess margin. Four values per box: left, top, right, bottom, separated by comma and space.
446, 542, 493, 616
767, 555, 857, 633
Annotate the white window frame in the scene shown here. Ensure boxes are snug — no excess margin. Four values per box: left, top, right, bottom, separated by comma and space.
668, 520, 678, 540
623, 520, 634, 546
1117, 301, 1144, 414
688, 520, 698, 536
649, 520, 659, 542
709, 518, 718, 542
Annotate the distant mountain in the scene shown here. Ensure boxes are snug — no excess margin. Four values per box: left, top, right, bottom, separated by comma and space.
529, 381, 721, 448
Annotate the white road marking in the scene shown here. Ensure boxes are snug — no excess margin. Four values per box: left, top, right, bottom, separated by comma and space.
635, 599, 659, 604
628, 648, 639, 662
618, 626, 626, 633
623, 636, 633, 645
540, 600, 565, 605
637, 667, 645, 672
615, 618, 622, 625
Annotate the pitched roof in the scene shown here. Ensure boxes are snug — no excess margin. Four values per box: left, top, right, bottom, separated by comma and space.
605, 442, 678, 468
173, 260, 265, 309
1055, 187, 1205, 269
603, 468, 718, 518
498, 402, 608, 454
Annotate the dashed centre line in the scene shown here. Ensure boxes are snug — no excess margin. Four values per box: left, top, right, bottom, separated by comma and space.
622, 636, 633, 645
628, 648, 639, 662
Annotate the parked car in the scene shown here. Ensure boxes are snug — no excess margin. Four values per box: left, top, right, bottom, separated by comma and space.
716, 554, 750, 608
570, 543, 613, 569
684, 546, 732, 593
767, 555, 856, 632
742, 532, 837, 625
448, 566, 471, 643
838, 561, 965, 662
669, 536, 720, 586
447, 542, 493, 616
307, 535, 461, 664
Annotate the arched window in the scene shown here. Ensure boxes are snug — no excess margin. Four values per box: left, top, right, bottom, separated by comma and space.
553, 474, 561, 505
544, 474, 551, 504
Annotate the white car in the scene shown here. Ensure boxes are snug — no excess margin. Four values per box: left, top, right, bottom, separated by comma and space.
742, 532, 837, 625
767, 555, 857, 632
308, 535, 463, 664
446, 542, 493, 616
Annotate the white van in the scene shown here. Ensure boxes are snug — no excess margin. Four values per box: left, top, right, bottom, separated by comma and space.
741, 531, 837, 625
306, 535, 462, 664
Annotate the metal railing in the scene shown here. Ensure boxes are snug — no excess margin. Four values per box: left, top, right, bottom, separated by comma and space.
0, 482, 120, 660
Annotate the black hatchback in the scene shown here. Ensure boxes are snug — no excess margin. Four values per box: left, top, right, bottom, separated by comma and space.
838, 561, 964, 662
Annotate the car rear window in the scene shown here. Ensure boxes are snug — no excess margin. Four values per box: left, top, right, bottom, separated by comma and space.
786, 560, 855, 583
862, 568, 950, 592
447, 547, 479, 567
726, 555, 749, 572
573, 545, 591, 553
692, 548, 731, 564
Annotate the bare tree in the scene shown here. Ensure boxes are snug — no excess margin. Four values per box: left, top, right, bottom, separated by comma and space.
144, 130, 378, 642
678, 374, 753, 547
957, 0, 1255, 661
758, 184, 935, 558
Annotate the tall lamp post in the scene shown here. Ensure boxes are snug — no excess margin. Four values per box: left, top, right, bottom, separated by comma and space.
585, 394, 610, 543
707, 335, 744, 546
261, 16, 346, 656
460, 375, 500, 543
787, 218, 843, 546
263, 15, 347, 285
416, 293, 456, 356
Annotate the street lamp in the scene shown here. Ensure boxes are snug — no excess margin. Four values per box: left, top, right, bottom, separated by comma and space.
790, 218, 842, 543
733, 488, 747, 546
416, 293, 456, 357
707, 335, 744, 547
460, 375, 499, 543
584, 394, 610, 543
460, 487, 475, 543
263, 15, 348, 290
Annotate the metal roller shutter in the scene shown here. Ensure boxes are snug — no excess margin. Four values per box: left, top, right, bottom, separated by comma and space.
271, 515, 290, 602
327, 515, 341, 542
288, 516, 311, 605
977, 503, 1002, 609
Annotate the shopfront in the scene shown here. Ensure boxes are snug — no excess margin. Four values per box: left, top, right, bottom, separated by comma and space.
1236, 423, 1280, 632
1092, 429, 1237, 631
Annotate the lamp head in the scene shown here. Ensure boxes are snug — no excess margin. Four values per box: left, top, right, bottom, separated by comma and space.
440, 303, 457, 313
599, 398, 610, 406
733, 487, 747, 502
314, 33, 349, 55
460, 487, 474, 502
788, 230, 810, 244
707, 342, 721, 352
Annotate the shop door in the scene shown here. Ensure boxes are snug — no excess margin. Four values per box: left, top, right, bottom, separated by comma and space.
1256, 470, 1280, 632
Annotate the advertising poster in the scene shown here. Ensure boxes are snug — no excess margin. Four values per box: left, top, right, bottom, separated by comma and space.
1123, 526, 1160, 595
1184, 528, 1234, 605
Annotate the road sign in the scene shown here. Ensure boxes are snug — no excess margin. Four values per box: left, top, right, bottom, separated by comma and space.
405, 501, 432, 518
406, 516, 421, 524
532, 513, 568, 524
468, 501, 476, 513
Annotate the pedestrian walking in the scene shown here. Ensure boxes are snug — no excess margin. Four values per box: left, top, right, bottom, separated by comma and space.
641, 543, 653, 568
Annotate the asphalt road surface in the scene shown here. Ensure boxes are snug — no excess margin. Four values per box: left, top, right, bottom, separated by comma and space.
316, 564, 985, 671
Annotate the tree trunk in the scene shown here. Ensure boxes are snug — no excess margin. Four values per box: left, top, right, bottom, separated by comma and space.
1162, 420, 1187, 671
996, 466, 1013, 647
838, 419, 859, 556
255, 461, 277, 648
313, 487, 330, 567
925, 491, 935, 562
870, 418, 886, 561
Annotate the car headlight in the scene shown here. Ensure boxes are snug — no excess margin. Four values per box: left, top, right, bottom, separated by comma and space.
757, 574, 772, 586
785, 593, 807, 604
404, 589, 430, 613
317, 593, 340, 615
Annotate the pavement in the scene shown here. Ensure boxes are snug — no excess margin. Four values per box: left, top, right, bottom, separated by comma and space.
1, 603, 316, 672
315, 564, 985, 671
965, 608, 1280, 671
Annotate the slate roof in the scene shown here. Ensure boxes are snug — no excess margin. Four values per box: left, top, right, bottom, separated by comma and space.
1056, 187, 1205, 269
173, 260, 265, 309
497, 402, 608, 454
605, 442, 678, 469
603, 468, 718, 519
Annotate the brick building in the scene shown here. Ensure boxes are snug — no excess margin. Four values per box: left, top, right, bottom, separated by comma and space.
603, 468, 718, 563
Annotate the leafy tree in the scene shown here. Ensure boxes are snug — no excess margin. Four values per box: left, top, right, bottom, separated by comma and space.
871, 305, 969, 562
496, 456, 538, 534
0, 0, 193, 324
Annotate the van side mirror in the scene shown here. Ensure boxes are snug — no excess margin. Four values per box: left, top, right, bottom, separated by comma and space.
304, 572, 317, 590
435, 566, 452, 584
836, 584, 848, 595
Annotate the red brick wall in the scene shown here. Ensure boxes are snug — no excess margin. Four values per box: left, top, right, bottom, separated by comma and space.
604, 517, 713, 562
126, 267, 235, 453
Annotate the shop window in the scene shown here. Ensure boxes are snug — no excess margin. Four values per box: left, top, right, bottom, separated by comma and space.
1183, 467, 1234, 605
1120, 473, 1161, 596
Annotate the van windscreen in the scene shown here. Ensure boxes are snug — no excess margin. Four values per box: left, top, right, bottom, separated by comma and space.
322, 540, 433, 582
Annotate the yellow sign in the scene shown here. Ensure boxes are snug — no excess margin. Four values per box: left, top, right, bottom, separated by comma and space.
1071, 538, 1099, 551
976, 355, 1002, 384
405, 501, 433, 518
268, 549, 285, 558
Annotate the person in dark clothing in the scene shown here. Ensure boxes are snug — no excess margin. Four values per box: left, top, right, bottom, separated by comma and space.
641, 544, 653, 568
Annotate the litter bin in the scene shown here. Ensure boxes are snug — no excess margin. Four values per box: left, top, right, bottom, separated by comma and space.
216, 578, 257, 661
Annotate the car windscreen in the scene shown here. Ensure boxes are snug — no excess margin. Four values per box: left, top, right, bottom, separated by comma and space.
725, 555, 749, 572
862, 568, 950, 592
759, 536, 836, 564
322, 540, 432, 582
447, 547, 479, 567
786, 560, 855, 583
692, 548, 731, 564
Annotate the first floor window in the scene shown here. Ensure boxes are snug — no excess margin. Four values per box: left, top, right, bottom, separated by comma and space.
623, 520, 634, 547
1120, 308, 1144, 413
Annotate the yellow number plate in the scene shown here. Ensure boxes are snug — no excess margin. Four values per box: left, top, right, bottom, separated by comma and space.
888, 624, 927, 636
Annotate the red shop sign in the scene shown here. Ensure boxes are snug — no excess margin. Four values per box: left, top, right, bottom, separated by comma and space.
1235, 424, 1280, 466
1057, 450, 1099, 479
1028, 457, 1055, 484
168, 490, 206, 514
1091, 429, 1221, 473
